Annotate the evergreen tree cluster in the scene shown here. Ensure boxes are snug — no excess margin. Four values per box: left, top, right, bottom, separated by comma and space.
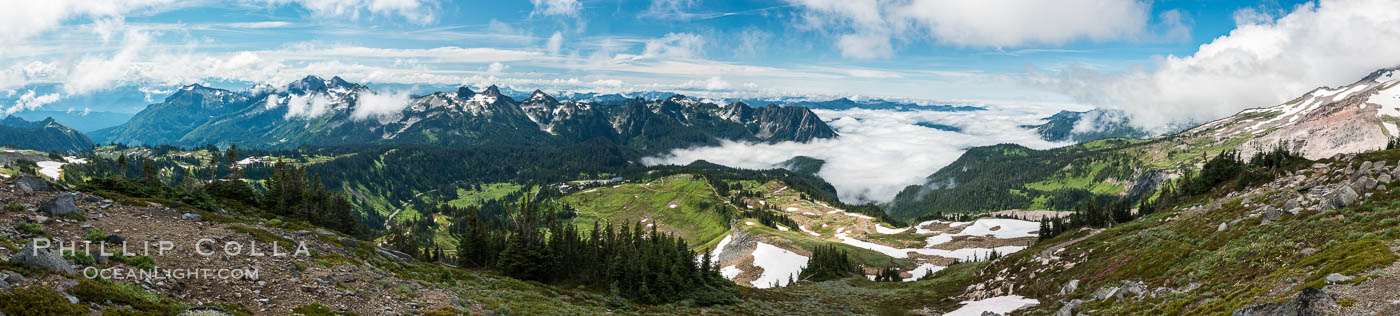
797, 244, 857, 282
872, 266, 901, 282
737, 206, 802, 232
447, 202, 738, 305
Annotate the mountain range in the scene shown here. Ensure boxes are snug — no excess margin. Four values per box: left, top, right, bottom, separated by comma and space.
90, 76, 837, 152
0, 116, 94, 152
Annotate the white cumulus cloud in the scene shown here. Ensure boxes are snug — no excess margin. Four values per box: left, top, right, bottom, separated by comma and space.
4, 90, 62, 115
530, 0, 581, 17
352, 90, 412, 120
786, 0, 1159, 58
1027, 0, 1400, 130
250, 0, 436, 24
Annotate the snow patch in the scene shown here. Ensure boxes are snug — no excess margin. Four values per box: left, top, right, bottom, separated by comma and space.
945, 295, 1039, 316
750, 242, 808, 288
720, 266, 742, 279
1371, 85, 1400, 119
36, 160, 65, 180
834, 231, 1026, 260
874, 224, 907, 234
903, 263, 944, 281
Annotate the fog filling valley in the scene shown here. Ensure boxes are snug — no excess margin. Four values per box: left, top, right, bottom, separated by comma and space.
644, 107, 1070, 203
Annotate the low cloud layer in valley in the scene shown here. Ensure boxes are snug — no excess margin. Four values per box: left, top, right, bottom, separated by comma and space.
644, 107, 1069, 203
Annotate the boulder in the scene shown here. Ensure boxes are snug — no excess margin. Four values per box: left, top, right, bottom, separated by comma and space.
1300, 248, 1318, 256
1330, 186, 1359, 209
1263, 207, 1284, 223
1380, 174, 1393, 184
1284, 198, 1301, 210
1231, 288, 1337, 316
181, 213, 202, 222
1352, 176, 1378, 194
1060, 279, 1080, 295
1324, 273, 1354, 284
9, 241, 75, 274
12, 175, 53, 192
1218, 222, 1228, 232
39, 193, 79, 216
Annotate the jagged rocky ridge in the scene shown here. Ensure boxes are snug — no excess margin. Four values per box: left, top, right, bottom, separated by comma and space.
91, 76, 837, 152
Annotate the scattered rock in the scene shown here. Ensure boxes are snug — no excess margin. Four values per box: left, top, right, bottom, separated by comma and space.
1055, 299, 1084, 316
177, 306, 234, 316
1324, 273, 1354, 284
1093, 286, 1121, 300
1120, 280, 1149, 298
12, 175, 53, 192
182, 213, 202, 222
39, 193, 79, 216
376, 247, 413, 261
1060, 279, 1079, 295
1231, 288, 1338, 316
9, 241, 75, 274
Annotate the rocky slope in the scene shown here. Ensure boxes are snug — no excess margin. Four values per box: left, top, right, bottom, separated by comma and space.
0, 116, 94, 153
931, 150, 1400, 315
1193, 67, 1400, 160
92, 76, 837, 152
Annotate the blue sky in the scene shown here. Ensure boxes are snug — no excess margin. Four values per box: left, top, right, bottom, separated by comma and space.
4, 0, 1400, 128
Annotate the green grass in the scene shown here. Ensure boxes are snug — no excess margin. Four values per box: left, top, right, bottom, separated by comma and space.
447, 183, 524, 208
563, 175, 733, 249
72, 278, 184, 314
0, 286, 90, 315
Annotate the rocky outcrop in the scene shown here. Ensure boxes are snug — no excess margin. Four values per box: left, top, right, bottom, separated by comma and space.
39, 193, 78, 216
12, 175, 52, 192
9, 241, 75, 274
1231, 288, 1339, 316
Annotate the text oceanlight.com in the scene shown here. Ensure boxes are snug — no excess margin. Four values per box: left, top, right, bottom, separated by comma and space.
83, 267, 260, 280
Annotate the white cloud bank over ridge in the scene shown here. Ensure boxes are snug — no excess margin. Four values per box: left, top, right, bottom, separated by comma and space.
785, 0, 1161, 58
1029, 0, 1400, 131
644, 108, 1066, 203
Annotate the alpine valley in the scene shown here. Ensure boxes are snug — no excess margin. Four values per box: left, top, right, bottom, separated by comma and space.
15, 0, 1400, 312
2, 65, 1399, 315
